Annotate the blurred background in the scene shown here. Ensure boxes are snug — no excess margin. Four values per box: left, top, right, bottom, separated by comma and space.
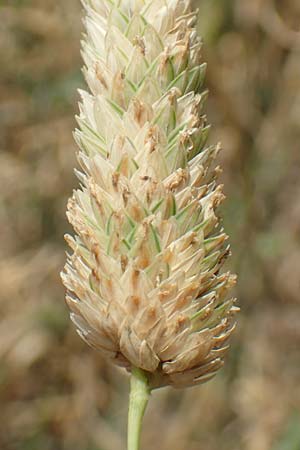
0, 0, 300, 449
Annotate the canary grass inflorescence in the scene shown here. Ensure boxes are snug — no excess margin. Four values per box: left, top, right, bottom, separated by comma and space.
62, 0, 238, 447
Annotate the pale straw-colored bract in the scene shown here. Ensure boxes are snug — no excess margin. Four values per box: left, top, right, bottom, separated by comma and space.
61, 0, 238, 389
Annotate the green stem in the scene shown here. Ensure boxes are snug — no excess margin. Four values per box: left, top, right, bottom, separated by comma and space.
127, 367, 151, 450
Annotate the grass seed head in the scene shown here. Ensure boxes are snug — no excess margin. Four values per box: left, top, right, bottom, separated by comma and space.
61, 0, 238, 389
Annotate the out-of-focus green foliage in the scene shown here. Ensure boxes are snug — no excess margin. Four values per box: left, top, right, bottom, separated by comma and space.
273, 414, 300, 450
0, 1, 300, 449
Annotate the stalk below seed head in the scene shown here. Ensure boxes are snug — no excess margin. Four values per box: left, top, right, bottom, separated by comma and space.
61, 0, 238, 390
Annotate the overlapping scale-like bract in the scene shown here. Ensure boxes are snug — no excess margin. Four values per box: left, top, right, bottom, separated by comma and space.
62, 0, 238, 388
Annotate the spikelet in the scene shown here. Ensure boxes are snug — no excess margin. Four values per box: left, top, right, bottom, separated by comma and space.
61, 0, 238, 389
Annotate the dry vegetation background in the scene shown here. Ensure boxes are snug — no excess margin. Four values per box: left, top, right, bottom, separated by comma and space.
1, 0, 300, 449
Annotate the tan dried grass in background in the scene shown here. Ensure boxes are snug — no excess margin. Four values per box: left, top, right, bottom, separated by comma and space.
0, 1, 300, 449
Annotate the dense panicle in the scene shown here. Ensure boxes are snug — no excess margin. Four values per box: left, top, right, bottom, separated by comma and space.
61, 0, 238, 388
